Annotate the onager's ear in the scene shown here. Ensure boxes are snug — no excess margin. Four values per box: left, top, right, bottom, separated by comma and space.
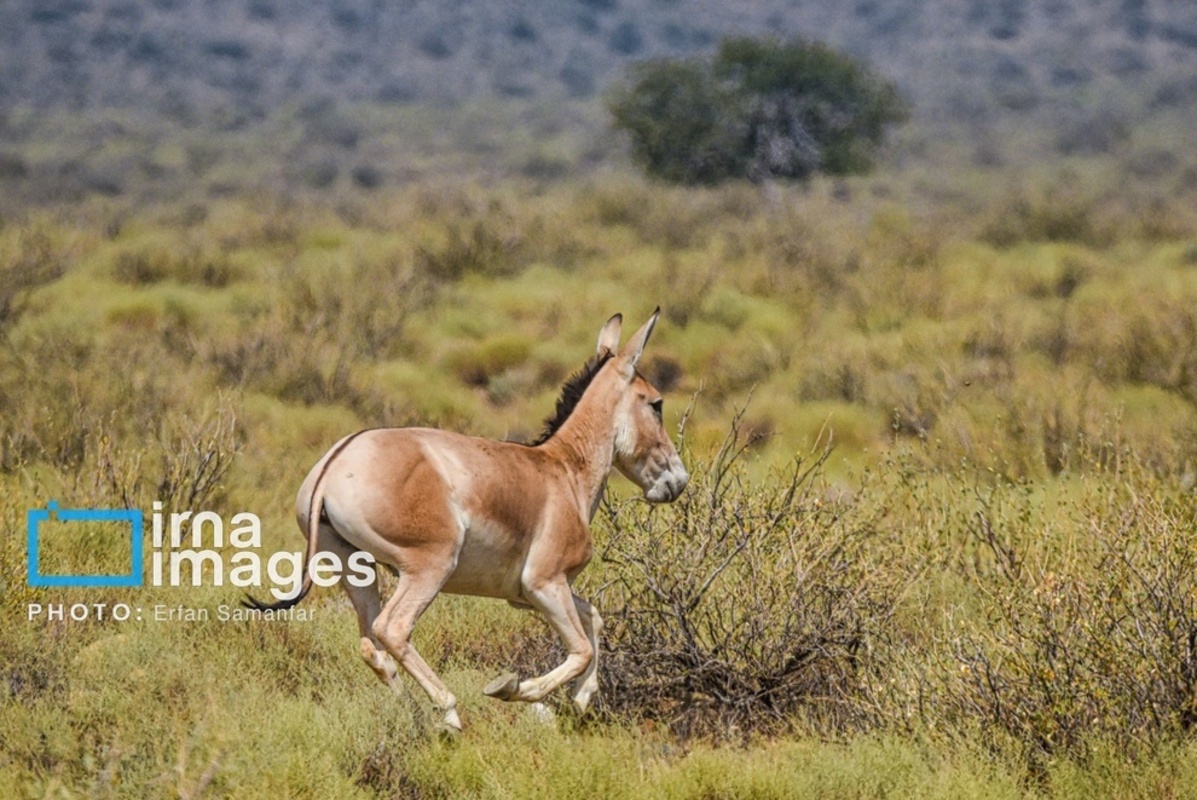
596, 313, 623, 357
618, 307, 659, 377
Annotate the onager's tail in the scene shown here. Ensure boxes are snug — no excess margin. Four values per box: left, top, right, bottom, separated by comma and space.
242, 430, 373, 612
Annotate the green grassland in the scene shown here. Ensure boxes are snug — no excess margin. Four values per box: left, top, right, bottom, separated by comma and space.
5, 105, 1197, 797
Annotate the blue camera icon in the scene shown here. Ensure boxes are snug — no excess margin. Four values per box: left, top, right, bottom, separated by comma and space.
27, 501, 144, 587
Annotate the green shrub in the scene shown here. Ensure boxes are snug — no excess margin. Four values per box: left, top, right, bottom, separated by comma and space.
443, 335, 534, 388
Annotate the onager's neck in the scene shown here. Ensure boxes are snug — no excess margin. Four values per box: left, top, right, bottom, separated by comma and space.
542, 383, 618, 514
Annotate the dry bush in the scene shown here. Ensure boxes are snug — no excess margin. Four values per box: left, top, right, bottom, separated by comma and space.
889, 369, 1126, 483
415, 217, 524, 281
92, 400, 242, 513
656, 254, 718, 329
279, 250, 436, 362
0, 327, 197, 473
586, 414, 900, 739
625, 189, 731, 251
0, 493, 46, 612
369, 185, 570, 278
911, 451, 1197, 766
110, 242, 239, 288
878, 368, 943, 442
207, 312, 355, 407
865, 208, 948, 272
1039, 396, 1111, 477
797, 336, 871, 404
1126, 194, 1197, 242
578, 179, 756, 254
2, 336, 242, 511
577, 177, 657, 229
756, 203, 863, 298
982, 180, 1196, 250
206, 249, 435, 413
1086, 297, 1197, 401
0, 227, 70, 334
401, 184, 601, 273
981, 187, 1113, 248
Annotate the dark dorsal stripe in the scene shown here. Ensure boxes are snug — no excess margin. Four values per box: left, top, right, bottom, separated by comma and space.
530, 351, 615, 446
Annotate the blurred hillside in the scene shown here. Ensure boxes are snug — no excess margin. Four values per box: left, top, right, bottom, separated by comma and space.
4, 0, 1197, 113
1, 0, 1196, 204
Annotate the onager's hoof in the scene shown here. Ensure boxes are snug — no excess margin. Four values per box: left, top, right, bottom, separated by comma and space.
483, 672, 520, 700
440, 707, 463, 734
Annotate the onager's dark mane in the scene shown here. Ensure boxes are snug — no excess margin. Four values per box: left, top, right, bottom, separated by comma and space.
530, 351, 615, 446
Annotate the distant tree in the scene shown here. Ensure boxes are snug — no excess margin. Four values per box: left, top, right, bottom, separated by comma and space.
608, 37, 909, 184
606, 59, 747, 184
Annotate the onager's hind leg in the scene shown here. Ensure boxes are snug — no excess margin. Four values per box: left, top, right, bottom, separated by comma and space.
351, 584, 402, 689
484, 578, 594, 709
373, 569, 461, 732
317, 525, 400, 689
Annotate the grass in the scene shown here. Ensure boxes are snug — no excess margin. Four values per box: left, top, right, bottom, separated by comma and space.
3, 108, 1197, 795
6, 589, 1197, 799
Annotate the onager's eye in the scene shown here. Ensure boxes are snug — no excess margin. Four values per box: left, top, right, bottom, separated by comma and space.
649, 399, 664, 421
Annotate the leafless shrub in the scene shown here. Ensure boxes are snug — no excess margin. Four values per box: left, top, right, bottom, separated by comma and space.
281, 251, 435, 361
111, 243, 239, 288
94, 401, 242, 512
879, 369, 943, 442
981, 188, 1111, 248
888, 404, 936, 440
927, 455, 1197, 765
415, 219, 523, 281
0, 228, 70, 334
798, 344, 868, 403
355, 738, 429, 800
1073, 294, 1197, 402
586, 411, 899, 739
1, 325, 194, 473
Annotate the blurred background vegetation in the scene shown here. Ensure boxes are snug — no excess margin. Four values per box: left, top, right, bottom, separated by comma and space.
4, 1, 1197, 797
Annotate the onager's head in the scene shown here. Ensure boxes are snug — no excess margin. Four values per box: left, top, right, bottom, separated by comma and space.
596, 309, 689, 503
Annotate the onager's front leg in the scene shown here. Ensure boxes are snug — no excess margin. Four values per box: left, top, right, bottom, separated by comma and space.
570, 594, 603, 713
484, 578, 594, 709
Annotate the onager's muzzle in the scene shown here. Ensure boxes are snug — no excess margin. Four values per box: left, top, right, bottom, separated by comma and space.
642, 450, 689, 503
616, 429, 689, 504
